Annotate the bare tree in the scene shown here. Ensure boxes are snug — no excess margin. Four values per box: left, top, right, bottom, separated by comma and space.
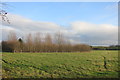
44, 33, 52, 45
0, 2, 10, 23
7, 31, 17, 41
44, 33, 53, 52
64, 40, 72, 52
54, 32, 65, 52
3, 31, 91, 52
7, 31, 17, 52
26, 33, 33, 52
33, 32, 42, 52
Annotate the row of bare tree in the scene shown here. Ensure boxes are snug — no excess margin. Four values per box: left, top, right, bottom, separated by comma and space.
2, 31, 91, 52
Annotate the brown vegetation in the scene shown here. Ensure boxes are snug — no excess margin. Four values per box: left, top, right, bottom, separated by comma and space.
2, 31, 91, 52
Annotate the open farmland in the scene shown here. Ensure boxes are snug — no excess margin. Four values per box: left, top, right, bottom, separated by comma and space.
2, 50, 119, 78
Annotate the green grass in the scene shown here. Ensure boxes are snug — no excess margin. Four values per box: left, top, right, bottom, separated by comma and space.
2, 50, 119, 78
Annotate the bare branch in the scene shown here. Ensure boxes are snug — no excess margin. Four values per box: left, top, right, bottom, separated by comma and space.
0, 2, 10, 24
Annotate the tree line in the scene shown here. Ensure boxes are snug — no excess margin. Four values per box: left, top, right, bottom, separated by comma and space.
91, 45, 120, 50
1, 31, 91, 53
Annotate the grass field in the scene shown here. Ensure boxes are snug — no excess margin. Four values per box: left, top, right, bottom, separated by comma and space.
2, 50, 119, 78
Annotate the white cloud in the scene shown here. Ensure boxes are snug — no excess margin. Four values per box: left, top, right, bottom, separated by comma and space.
2, 13, 61, 33
1, 14, 118, 45
71, 21, 118, 45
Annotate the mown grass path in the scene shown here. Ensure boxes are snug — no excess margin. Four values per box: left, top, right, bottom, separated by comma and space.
2, 50, 119, 78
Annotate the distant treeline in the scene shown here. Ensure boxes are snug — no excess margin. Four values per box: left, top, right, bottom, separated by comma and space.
0, 45, 1, 52
91, 45, 120, 50
1, 31, 91, 52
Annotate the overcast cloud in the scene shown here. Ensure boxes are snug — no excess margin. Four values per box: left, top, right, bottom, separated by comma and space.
1, 13, 118, 45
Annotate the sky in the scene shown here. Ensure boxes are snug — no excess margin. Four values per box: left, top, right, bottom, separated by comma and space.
1, 2, 118, 46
